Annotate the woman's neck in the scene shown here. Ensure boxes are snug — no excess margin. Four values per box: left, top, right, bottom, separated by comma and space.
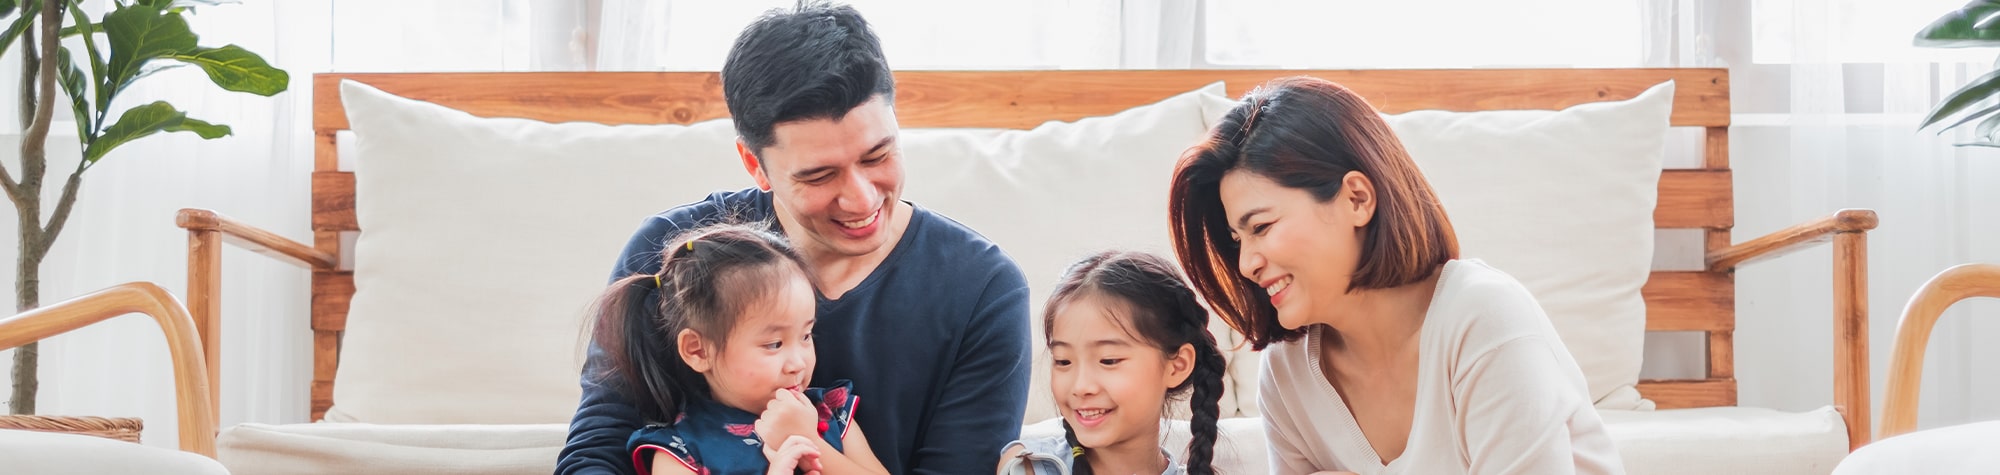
1312, 266, 1443, 362
1083, 437, 1167, 475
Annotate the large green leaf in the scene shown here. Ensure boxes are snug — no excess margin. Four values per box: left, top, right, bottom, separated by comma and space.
0, 0, 16, 19
67, 1, 108, 124
101, 3, 197, 101
56, 46, 91, 140
1936, 101, 2000, 133
84, 101, 230, 162
1921, 67, 2000, 129
0, 0, 40, 61
169, 44, 287, 96
1917, 0, 2000, 47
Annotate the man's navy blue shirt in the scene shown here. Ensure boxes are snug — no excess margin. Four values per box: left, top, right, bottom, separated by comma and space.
557, 188, 1033, 474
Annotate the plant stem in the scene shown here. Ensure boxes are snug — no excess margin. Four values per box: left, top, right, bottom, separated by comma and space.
9, 0, 65, 416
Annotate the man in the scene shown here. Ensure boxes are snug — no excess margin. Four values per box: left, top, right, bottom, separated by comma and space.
556, 3, 1032, 474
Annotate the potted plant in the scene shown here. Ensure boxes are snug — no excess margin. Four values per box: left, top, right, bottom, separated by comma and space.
1, 0, 286, 433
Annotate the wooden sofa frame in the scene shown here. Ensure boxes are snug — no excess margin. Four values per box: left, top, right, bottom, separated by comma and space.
173, 68, 1879, 449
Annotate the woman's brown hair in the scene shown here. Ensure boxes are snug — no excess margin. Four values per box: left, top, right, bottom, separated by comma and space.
1168, 76, 1457, 349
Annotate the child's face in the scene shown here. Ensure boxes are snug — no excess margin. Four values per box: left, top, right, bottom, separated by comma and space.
1047, 294, 1192, 454
691, 272, 819, 413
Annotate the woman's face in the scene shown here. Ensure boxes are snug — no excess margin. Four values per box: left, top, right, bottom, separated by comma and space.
1216, 169, 1375, 330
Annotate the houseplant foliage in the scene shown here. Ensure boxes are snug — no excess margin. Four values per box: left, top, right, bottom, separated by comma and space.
3, 0, 287, 414
1918, 0, 2000, 146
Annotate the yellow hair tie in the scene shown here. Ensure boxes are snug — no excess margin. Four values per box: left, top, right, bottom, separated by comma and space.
1070, 446, 1084, 457
653, 274, 663, 289
685, 240, 695, 252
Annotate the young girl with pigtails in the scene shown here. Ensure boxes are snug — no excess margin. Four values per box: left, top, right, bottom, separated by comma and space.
999, 251, 1229, 475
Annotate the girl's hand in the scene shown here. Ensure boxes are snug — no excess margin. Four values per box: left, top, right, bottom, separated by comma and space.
764, 435, 823, 475
755, 389, 819, 446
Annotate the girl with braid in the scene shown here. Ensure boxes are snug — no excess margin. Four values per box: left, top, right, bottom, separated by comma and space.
998, 251, 1228, 475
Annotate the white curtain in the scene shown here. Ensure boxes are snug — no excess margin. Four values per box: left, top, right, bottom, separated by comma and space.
4, 0, 1994, 451
1674, 0, 2000, 430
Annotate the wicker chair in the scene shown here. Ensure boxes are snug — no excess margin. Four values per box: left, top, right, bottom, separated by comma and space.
0, 282, 226, 474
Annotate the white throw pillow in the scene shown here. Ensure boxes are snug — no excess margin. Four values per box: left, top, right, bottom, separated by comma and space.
330, 81, 745, 423
1209, 81, 1674, 412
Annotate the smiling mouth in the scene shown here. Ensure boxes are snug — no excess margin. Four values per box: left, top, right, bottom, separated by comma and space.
837, 210, 879, 229
1265, 276, 1292, 296
1074, 407, 1113, 426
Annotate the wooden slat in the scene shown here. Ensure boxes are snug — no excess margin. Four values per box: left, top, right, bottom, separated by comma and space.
312, 332, 340, 383
1706, 229, 1731, 255
310, 168, 1737, 234
315, 131, 338, 172
310, 380, 334, 422
1643, 271, 1733, 332
314, 231, 342, 269
312, 329, 339, 421
1656, 169, 1732, 229
1704, 126, 1730, 169
1708, 331, 1735, 379
1639, 379, 1738, 409
312, 172, 357, 232
312, 271, 353, 332
314, 69, 1729, 132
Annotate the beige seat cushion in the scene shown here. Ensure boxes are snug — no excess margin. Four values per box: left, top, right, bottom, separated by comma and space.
0, 428, 229, 475
217, 422, 566, 475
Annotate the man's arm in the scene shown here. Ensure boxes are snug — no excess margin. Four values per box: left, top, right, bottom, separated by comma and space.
906, 264, 1033, 474
557, 361, 645, 475
557, 216, 677, 475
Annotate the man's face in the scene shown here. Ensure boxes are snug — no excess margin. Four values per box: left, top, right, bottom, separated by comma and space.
740, 96, 904, 260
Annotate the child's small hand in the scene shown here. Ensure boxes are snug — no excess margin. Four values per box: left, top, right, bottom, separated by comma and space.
754, 389, 819, 446
763, 435, 823, 475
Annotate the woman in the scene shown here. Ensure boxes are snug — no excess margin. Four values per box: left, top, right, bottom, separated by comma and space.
1166, 76, 1624, 474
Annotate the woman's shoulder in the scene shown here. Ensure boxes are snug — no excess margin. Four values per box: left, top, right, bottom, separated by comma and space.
1426, 259, 1564, 352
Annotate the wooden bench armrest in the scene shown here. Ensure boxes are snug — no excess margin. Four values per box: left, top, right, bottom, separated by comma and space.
1878, 263, 2000, 441
1704, 208, 1878, 450
174, 208, 335, 421
1705, 209, 1877, 271
0, 283, 216, 458
175, 209, 335, 269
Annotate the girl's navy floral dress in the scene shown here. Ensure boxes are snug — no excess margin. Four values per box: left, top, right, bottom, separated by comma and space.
628, 380, 858, 475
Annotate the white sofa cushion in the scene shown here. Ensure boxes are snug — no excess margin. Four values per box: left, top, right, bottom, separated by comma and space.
0, 429, 229, 475
332, 80, 1240, 425
1603, 405, 1849, 475
217, 422, 566, 475
1209, 81, 1675, 413
332, 81, 744, 424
